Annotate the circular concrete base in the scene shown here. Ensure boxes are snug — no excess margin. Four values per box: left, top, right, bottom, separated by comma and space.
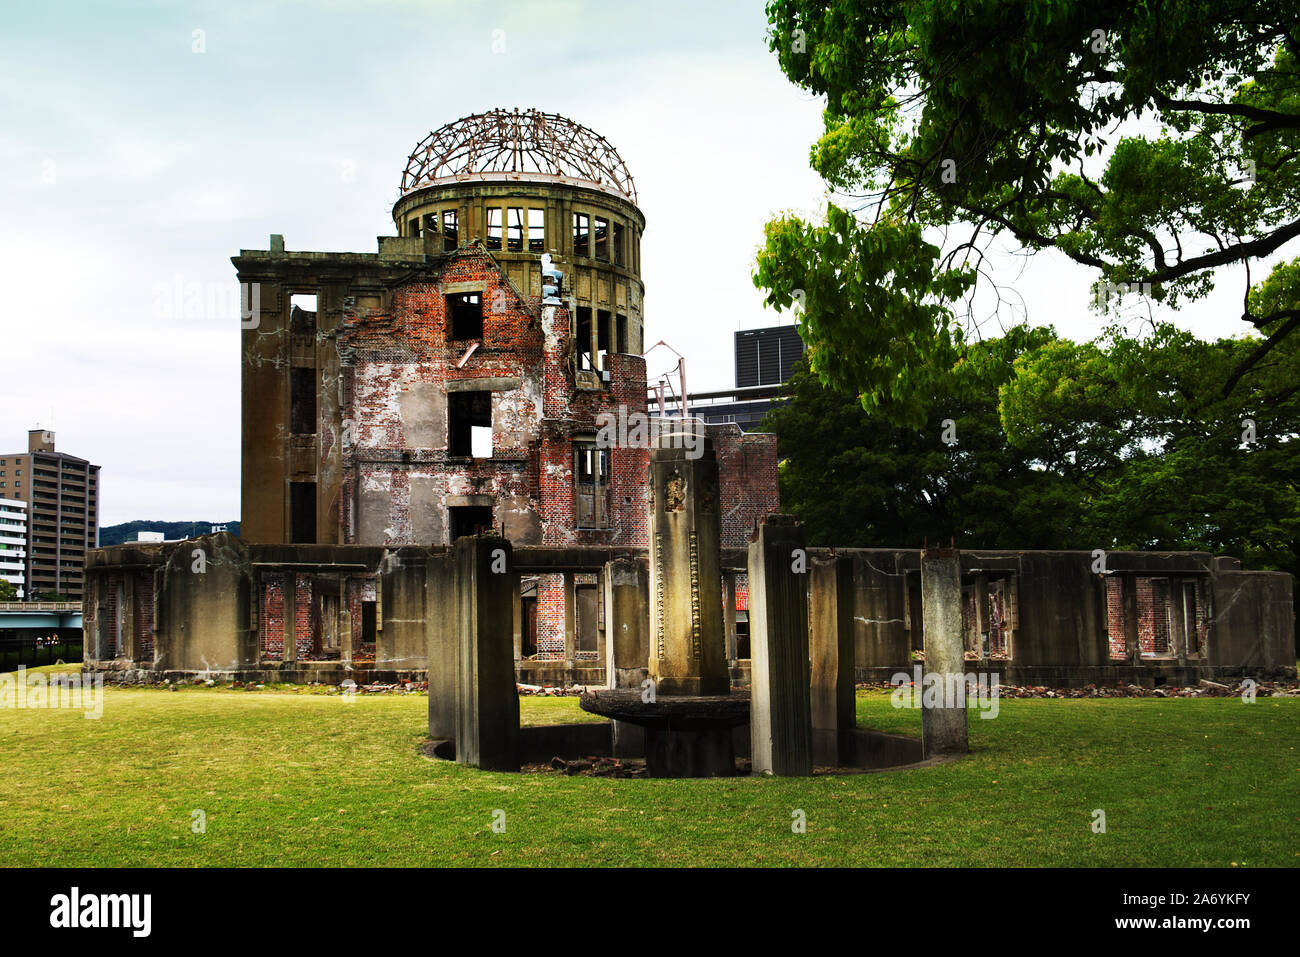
579, 689, 750, 778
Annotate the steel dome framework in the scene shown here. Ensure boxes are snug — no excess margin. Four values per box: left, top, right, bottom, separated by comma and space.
400, 108, 637, 203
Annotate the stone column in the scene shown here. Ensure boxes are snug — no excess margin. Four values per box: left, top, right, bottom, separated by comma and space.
809, 553, 854, 765
121, 574, 137, 662
748, 515, 813, 776
605, 557, 649, 759
426, 554, 458, 744
921, 548, 968, 757
604, 558, 648, 689
1122, 573, 1140, 663
283, 573, 298, 665
453, 536, 519, 772
647, 426, 728, 696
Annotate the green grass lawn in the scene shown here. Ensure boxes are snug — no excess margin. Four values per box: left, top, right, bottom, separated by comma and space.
1, 668, 1296, 867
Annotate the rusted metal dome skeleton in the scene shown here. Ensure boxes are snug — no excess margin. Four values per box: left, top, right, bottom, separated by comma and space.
401, 108, 637, 203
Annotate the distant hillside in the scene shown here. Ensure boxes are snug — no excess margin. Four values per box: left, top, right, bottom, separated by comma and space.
99, 520, 240, 547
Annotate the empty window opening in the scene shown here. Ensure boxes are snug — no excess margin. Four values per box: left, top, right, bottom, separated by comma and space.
507, 207, 525, 252
528, 208, 546, 252
448, 391, 492, 457
289, 294, 317, 335
574, 442, 609, 528
360, 600, 377, 648
487, 207, 503, 250
290, 367, 316, 435
520, 577, 539, 658
422, 212, 438, 240
575, 583, 599, 660
960, 574, 1015, 659
447, 292, 483, 340
594, 217, 609, 261
596, 309, 612, 371
613, 222, 625, 266
1138, 577, 1174, 656
442, 209, 459, 251
616, 314, 628, 356
449, 506, 494, 540
409, 218, 420, 238
572, 213, 590, 257
575, 307, 594, 371
521, 595, 539, 658
735, 611, 750, 660
290, 481, 316, 544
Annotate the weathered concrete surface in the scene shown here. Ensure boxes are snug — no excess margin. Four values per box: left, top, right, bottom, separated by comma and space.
453, 535, 519, 771
647, 428, 728, 696
426, 552, 458, 742
921, 549, 968, 757
153, 533, 254, 672
604, 557, 648, 688
748, 515, 813, 776
1210, 570, 1295, 672
379, 549, 429, 670
809, 553, 855, 765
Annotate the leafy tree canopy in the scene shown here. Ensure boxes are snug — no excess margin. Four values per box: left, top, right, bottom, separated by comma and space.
757, 0, 1300, 418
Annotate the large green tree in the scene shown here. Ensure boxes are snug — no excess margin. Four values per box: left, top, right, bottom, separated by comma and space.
766, 326, 1091, 548
756, 0, 1300, 417
771, 323, 1300, 583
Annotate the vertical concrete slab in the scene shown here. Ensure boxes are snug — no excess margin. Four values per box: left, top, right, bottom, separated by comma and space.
1122, 573, 1140, 663
379, 548, 428, 669
604, 557, 649, 760
426, 552, 458, 742
454, 536, 519, 772
921, 549, 968, 757
809, 554, 855, 764
604, 557, 648, 688
748, 515, 813, 776
647, 427, 729, 696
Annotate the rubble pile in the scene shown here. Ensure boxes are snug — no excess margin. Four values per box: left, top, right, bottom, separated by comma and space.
857, 678, 1300, 698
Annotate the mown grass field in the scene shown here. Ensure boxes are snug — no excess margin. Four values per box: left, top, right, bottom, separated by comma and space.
1, 665, 1296, 867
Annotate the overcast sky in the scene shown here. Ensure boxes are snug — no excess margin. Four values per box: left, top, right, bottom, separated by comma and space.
0, 1, 1275, 526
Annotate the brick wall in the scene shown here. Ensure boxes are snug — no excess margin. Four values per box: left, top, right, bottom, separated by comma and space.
711, 425, 779, 548
1106, 576, 1125, 658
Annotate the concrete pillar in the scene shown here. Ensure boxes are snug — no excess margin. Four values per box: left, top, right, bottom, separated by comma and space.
426, 554, 458, 743
748, 515, 813, 776
453, 536, 519, 772
337, 574, 351, 665
283, 573, 298, 664
647, 426, 728, 696
1122, 573, 1140, 663
604, 558, 648, 689
604, 557, 649, 759
920, 549, 968, 757
809, 554, 854, 764
122, 574, 137, 662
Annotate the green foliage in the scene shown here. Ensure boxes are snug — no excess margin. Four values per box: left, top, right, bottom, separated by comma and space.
98, 520, 241, 547
766, 328, 1086, 548
759, 0, 1300, 410
32, 591, 70, 602
0, 579, 17, 601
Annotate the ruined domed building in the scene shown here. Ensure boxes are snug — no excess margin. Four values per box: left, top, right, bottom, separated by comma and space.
81, 110, 1292, 692
226, 109, 775, 676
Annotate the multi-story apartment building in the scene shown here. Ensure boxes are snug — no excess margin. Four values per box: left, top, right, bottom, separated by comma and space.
0, 498, 27, 599
0, 430, 100, 600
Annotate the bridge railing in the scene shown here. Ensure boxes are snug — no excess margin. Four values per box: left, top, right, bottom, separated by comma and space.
0, 602, 82, 613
